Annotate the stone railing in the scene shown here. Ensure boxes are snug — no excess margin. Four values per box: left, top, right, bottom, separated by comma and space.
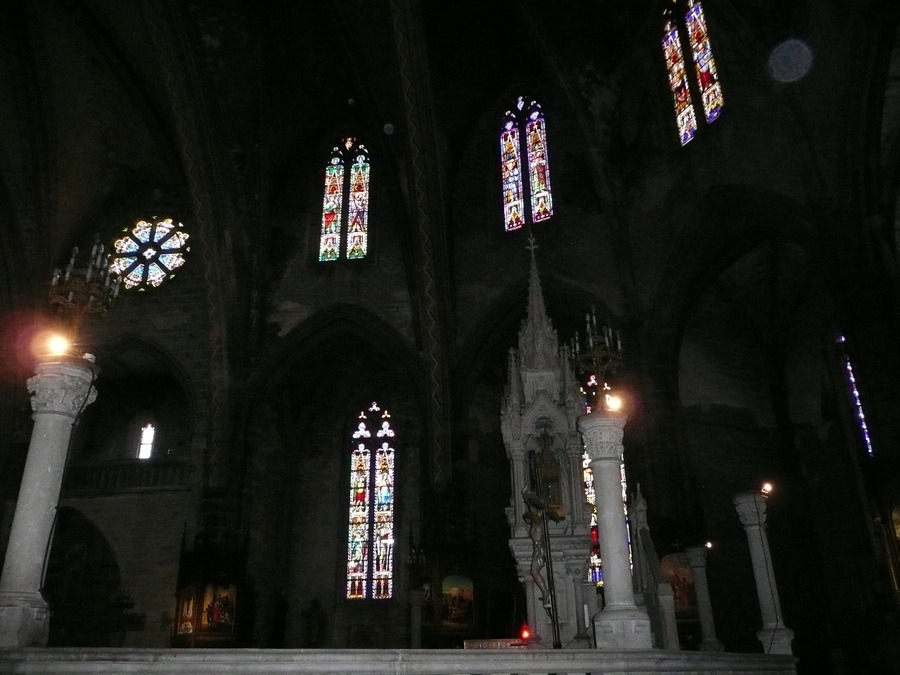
62, 458, 193, 494
0, 648, 796, 675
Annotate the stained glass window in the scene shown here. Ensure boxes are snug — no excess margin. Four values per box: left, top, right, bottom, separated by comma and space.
685, 0, 723, 123
500, 97, 552, 231
837, 335, 874, 456
347, 402, 395, 599
662, 12, 697, 146
109, 218, 190, 290
662, 1, 723, 145
138, 423, 155, 460
319, 138, 370, 262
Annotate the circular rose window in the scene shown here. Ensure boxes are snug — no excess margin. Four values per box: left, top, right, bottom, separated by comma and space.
109, 218, 190, 290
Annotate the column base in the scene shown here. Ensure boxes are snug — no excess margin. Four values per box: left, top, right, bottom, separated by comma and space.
0, 591, 49, 647
757, 624, 794, 655
593, 606, 653, 650
700, 638, 724, 652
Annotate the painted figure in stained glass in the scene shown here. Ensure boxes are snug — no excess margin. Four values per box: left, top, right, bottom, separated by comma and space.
320, 138, 370, 262
319, 155, 344, 262
526, 113, 552, 222
346, 153, 370, 259
346, 403, 395, 599
500, 97, 553, 231
500, 122, 524, 232
685, 0, 723, 123
662, 14, 697, 146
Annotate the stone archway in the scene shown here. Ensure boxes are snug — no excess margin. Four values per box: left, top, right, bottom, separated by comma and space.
43, 507, 124, 647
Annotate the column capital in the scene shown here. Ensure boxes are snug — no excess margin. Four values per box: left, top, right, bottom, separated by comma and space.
27, 357, 98, 417
733, 492, 767, 528
685, 545, 708, 569
577, 410, 626, 462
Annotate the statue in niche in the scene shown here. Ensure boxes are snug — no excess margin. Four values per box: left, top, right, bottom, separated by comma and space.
535, 430, 564, 521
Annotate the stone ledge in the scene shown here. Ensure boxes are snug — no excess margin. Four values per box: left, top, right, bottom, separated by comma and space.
0, 648, 797, 675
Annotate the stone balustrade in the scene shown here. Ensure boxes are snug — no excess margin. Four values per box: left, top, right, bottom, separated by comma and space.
62, 458, 193, 494
0, 648, 796, 675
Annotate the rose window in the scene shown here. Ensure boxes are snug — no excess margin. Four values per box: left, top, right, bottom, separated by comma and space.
109, 218, 191, 290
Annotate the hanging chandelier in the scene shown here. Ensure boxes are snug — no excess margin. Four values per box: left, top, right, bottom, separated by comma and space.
49, 236, 122, 332
571, 307, 624, 412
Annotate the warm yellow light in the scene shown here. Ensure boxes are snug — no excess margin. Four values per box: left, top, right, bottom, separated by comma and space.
761, 482, 774, 496
605, 394, 623, 411
46, 335, 70, 356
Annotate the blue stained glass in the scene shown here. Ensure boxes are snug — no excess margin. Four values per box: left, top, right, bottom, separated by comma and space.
160, 231, 190, 251
154, 219, 175, 242
114, 237, 139, 254
158, 253, 185, 271
133, 221, 152, 243
124, 264, 145, 289
146, 262, 166, 287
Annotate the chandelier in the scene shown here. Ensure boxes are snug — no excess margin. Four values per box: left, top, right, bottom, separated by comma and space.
571, 306, 623, 412
49, 237, 122, 331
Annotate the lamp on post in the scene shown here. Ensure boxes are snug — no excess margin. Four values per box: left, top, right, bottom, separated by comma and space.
0, 237, 120, 647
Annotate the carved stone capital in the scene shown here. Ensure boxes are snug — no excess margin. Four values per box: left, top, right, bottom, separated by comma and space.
27, 358, 98, 417
578, 410, 626, 462
733, 492, 767, 528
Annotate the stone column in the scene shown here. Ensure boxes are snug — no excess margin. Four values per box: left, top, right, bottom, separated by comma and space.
578, 410, 651, 649
685, 546, 723, 652
0, 356, 98, 647
408, 586, 424, 648
733, 492, 794, 655
656, 581, 680, 650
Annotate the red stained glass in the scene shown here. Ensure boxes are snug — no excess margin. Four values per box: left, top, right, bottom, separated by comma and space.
685, 0, 723, 123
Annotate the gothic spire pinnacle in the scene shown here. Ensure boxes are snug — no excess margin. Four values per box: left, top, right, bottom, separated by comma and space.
519, 235, 558, 370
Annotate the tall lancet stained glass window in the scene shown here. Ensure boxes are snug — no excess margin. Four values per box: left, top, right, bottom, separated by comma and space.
662, 0, 723, 146
500, 97, 553, 232
347, 402, 395, 599
319, 137, 371, 262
